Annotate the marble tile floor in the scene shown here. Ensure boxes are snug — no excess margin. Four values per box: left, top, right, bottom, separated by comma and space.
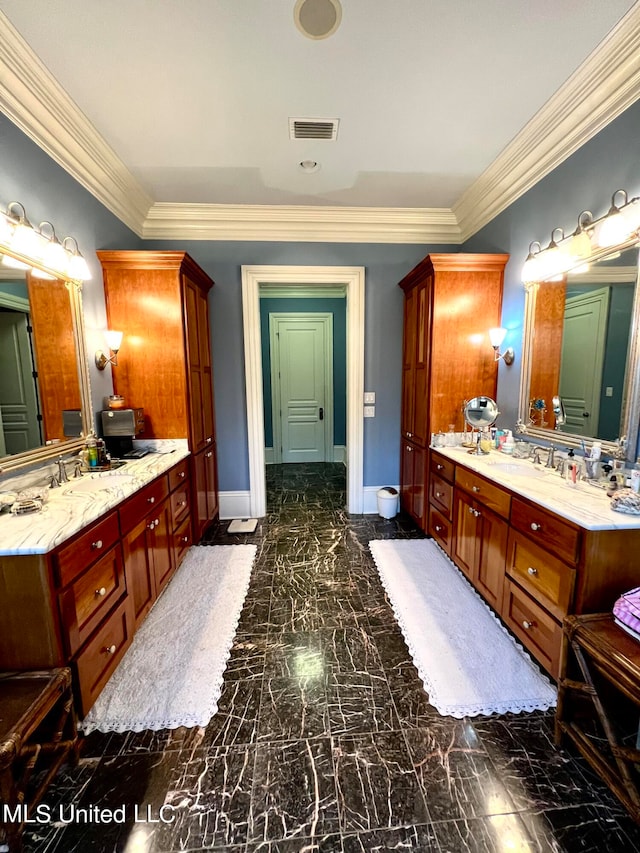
21, 463, 640, 852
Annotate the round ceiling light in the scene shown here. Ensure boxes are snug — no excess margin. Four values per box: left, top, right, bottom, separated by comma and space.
294, 0, 342, 40
299, 160, 320, 173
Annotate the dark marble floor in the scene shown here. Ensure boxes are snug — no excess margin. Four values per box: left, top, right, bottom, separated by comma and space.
20, 463, 640, 852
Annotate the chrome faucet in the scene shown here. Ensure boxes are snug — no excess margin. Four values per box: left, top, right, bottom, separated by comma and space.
57, 457, 70, 484
530, 445, 556, 468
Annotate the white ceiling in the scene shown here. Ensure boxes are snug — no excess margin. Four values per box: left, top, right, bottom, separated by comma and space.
1, 0, 639, 241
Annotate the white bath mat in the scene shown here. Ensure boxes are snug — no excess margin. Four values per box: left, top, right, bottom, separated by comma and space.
369, 539, 557, 718
81, 544, 256, 733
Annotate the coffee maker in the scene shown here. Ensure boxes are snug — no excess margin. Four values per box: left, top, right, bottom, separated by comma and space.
100, 408, 146, 458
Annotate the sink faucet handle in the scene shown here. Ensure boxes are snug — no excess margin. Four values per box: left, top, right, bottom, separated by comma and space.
49, 474, 60, 489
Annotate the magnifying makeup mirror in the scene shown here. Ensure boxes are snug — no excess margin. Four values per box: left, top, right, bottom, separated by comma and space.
462, 396, 499, 454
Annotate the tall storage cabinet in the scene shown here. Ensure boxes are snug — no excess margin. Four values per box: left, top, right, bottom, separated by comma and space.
97, 251, 219, 541
399, 253, 509, 530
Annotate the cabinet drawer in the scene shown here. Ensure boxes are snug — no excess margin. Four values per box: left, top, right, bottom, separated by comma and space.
507, 530, 575, 620
510, 497, 580, 566
429, 473, 453, 518
455, 468, 511, 519
430, 451, 455, 484
168, 458, 190, 492
171, 486, 190, 529
60, 546, 127, 657
119, 476, 169, 536
428, 505, 452, 555
74, 594, 134, 717
174, 515, 192, 568
502, 579, 563, 678
55, 512, 120, 588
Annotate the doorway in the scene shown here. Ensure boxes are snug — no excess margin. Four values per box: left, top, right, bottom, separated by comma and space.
269, 313, 334, 464
241, 265, 365, 516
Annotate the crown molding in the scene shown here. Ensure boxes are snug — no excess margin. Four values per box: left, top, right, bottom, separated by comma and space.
142, 202, 461, 243
1, 8, 639, 244
454, 3, 640, 242
0, 13, 152, 236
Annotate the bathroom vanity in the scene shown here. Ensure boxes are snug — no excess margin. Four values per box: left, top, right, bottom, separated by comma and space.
428, 446, 640, 678
0, 448, 191, 716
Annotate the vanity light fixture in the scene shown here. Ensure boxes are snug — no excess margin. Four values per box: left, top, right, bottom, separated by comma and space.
489, 327, 514, 365
522, 187, 640, 285
95, 330, 123, 370
0, 200, 92, 281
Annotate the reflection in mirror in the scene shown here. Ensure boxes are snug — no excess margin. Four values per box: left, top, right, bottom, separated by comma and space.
519, 245, 640, 460
0, 252, 92, 472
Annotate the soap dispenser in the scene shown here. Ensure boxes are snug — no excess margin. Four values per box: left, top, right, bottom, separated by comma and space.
502, 430, 515, 455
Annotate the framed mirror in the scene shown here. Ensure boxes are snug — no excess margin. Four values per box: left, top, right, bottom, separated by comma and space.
518, 243, 640, 461
0, 247, 92, 473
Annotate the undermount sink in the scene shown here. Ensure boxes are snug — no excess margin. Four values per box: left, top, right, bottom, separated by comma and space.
486, 461, 548, 478
64, 474, 137, 494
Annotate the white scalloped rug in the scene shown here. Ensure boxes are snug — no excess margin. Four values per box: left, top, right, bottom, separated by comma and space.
369, 539, 556, 718
81, 544, 256, 734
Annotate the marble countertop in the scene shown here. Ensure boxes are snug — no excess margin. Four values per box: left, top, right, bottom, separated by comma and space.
0, 442, 190, 557
432, 445, 640, 532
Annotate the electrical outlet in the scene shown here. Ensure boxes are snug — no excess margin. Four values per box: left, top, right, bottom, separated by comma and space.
363, 406, 375, 418
364, 391, 376, 404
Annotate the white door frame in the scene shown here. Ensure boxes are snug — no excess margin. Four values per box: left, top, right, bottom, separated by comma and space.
269, 312, 334, 465
241, 265, 365, 516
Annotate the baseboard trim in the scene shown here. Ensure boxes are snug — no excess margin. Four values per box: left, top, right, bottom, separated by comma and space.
218, 491, 252, 520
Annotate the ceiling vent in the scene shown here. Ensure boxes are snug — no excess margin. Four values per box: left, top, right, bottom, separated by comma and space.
289, 118, 339, 141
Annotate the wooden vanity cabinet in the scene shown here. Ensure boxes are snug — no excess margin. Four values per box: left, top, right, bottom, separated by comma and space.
452, 466, 510, 612
398, 254, 508, 530
98, 251, 219, 541
427, 451, 455, 555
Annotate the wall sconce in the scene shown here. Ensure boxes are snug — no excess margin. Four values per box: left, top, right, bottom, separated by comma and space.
489, 327, 514, 365
95, 330, 123, 370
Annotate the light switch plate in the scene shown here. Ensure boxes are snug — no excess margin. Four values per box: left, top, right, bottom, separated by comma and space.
364, 406, 375, 418
364, 391, 376, 404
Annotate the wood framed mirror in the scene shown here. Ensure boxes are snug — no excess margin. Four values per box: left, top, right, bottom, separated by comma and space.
0, 247, 92, 473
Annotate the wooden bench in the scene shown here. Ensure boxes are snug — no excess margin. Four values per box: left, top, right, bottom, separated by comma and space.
555, 613, 640, 822
0, 669, 78, 852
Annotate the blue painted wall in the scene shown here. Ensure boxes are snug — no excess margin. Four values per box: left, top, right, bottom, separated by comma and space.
3, 96, 640, 490
259, 297, 346, 449
462, 100, 640, 442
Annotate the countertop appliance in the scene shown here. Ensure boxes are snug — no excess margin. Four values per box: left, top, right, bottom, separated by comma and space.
100, 407, 146, 457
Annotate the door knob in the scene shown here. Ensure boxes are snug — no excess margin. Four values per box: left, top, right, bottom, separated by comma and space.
319, 407, 324, 421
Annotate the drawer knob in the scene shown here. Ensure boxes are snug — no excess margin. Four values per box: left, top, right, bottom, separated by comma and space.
527, 567, 538, 576
436, 491, 444, 498
182, 535, 189, 543
206, 451, 213, 458
436, 463, 443, 470
147, 496, 155, 504
406, 446, 413, 452
468, 506, 474, 514
95, 587, 107, 597
522, 620, 533, 630
206, 437, 213, 444
407, 432, 413, 439
179, 471, 185, 479
435, 524, 442, 533
105, 644, 117, 654
472, 485, 480, 493
178, 500, 186, 507
91, 539, 103, 550
530, 522, 541, 531
474, 509, 481, 518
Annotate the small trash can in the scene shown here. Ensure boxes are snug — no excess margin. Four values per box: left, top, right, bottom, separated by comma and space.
377, 487, 399, 519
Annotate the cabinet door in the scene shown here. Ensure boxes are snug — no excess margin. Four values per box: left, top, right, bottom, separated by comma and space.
400, 440, 426, 527
122, 516, 157, 629
151, 499, 175, 595
184, 277, 215, 453
452, 489, 478, 582
204, 442, 218, 523
401, 280, 430, 445
475, 506, 508, 612
191, 445, 218, 542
